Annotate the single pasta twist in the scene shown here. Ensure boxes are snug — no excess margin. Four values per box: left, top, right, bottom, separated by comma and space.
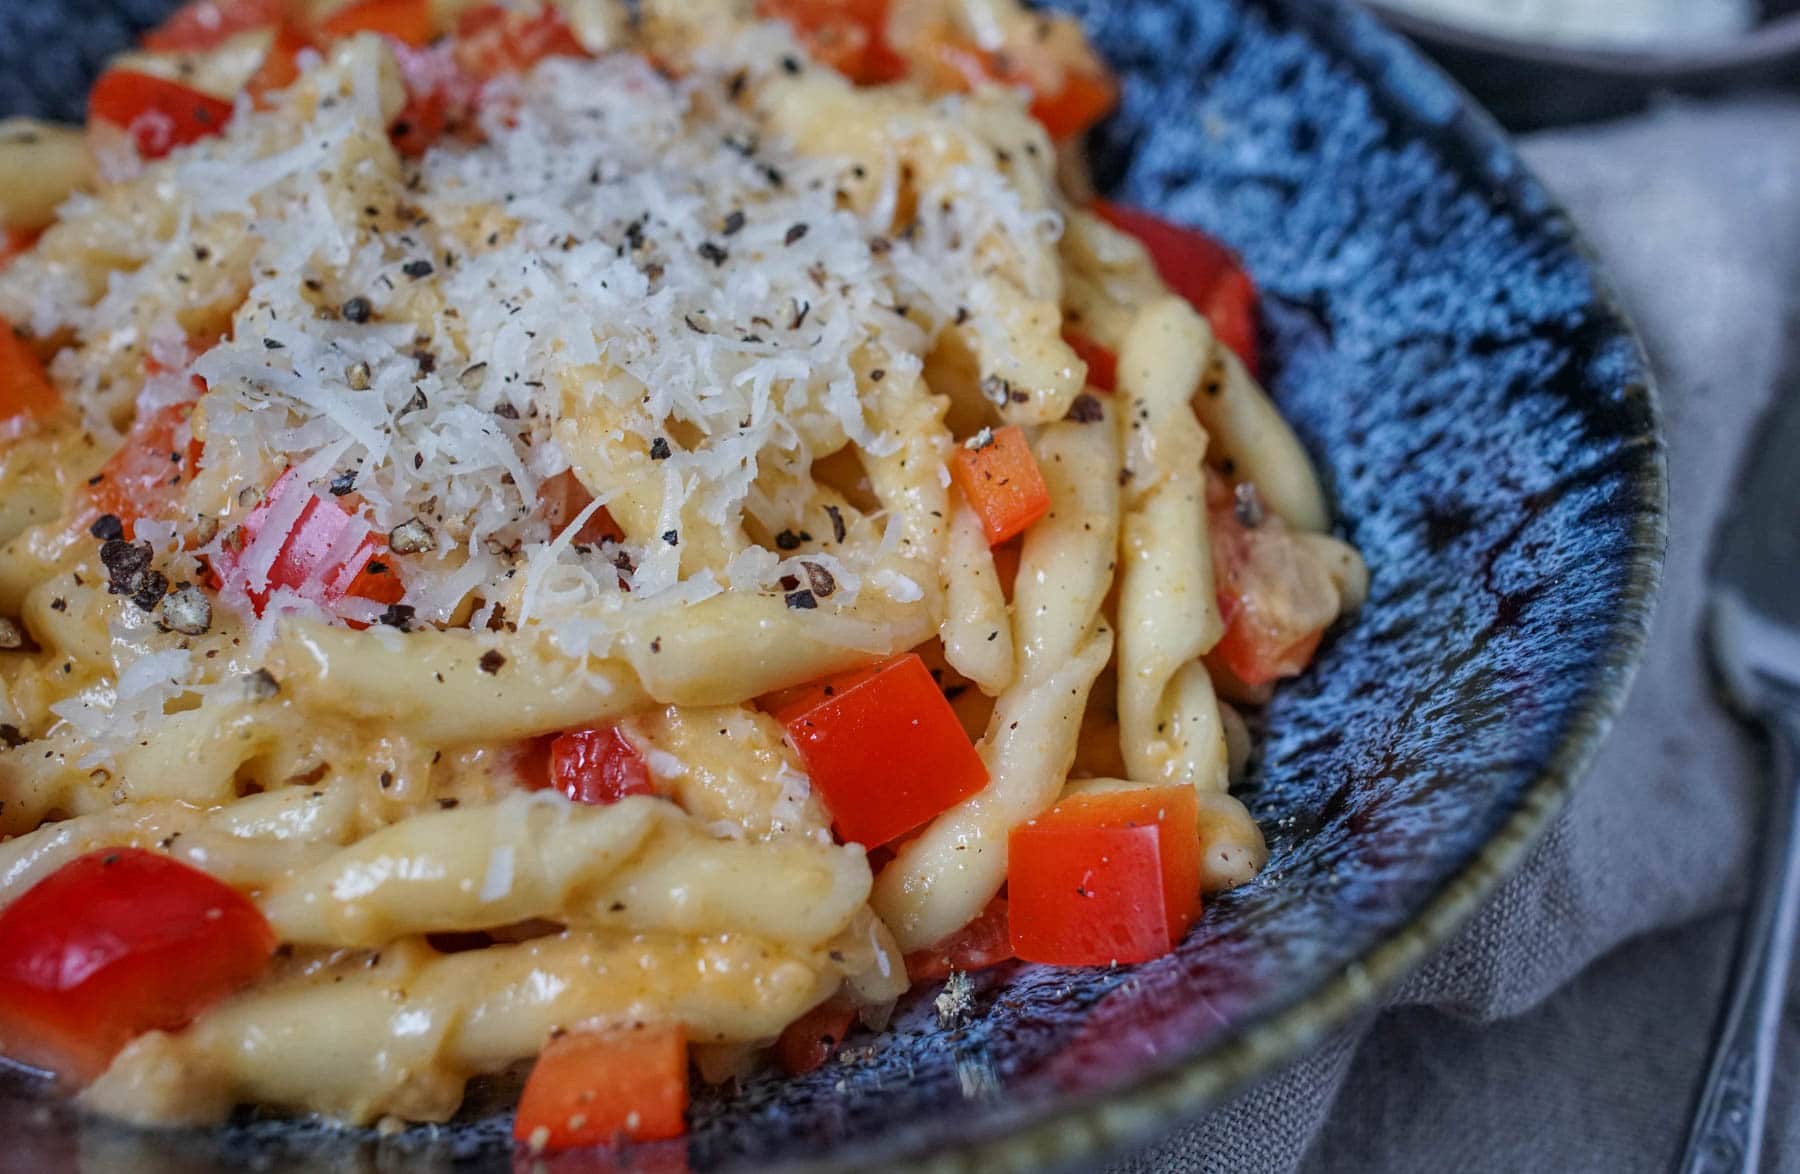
1115, 296, 1232, 793
872, 409, 1120, 951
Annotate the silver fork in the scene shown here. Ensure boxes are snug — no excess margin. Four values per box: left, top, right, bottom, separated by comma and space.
1682, 357, 1800, 1173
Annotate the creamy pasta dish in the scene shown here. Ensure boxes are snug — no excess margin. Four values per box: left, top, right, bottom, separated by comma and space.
0, 0, 1365, 1150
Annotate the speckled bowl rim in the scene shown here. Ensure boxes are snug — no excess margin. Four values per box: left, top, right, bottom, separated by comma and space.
1367, 2, 1800, 82
869, 8, 1672, 1173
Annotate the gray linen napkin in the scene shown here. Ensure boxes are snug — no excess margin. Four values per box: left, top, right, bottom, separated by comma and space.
1114, 96, 1800, 1173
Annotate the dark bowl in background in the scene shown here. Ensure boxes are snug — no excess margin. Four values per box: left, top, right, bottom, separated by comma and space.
1368, 0, 1800, 129
0, 0, 1668, 1169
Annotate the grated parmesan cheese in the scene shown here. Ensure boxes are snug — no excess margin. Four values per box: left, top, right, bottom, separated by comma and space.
49, 648, 194, 769
6, 26, 1062, 763
479, 844, 516, 903
641, 746, 688, 780
770, 761, 813, 833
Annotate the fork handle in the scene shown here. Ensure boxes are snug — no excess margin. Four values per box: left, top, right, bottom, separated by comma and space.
1676, 708, 1800, 1174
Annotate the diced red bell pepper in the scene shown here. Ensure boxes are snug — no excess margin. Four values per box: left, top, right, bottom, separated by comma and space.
904, 897, 1014, 983
537, 470, 626, 545
390, 48, 460, 155
0, 319, 59, 442
1061, 327, 1116, 393
773, 652, 988, 848
923, 36, 1115, 140
1211, 619, 1322, 692
774, 992, 857, 1075
0, 848, 276, 1083
757, 0, 907, 85
513, 733, 554, 788
213, 468, 401, 615
80, 400, 201, 539
79, 345, 212, 538
1, 227, 41, 270
88, 71, 235, 160
513, 1022, 689, 1150
1092, 201, 1261, 379
386, 4, 584, 157
545, 726, 655, 806
342, 554, 405, 609
245, 21, 313, 104
143, 0, 287, 51
1007, 784, 1201, 966
1206, 480, 1333, 687
1027, 67, 1116, 142
774, 651, 993, 842
1201, 265, 1259, 378
452, 4, 585, 78
949, 424, 1050, 547
314, 0, 434, 47
385, 39, 486, 156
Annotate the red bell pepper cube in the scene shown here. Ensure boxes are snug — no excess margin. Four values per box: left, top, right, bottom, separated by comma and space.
0, 848, 276, 1083
452, 3, 586, 78
774, 652, 988, 847
143, 0, 287, 52
904, 896, 1014, 983
1062, 327, 1117, 393
245, 22, 313, 104
1008, 784, 1202, 966
537, 470, 626, 546
0, 227, 42, 270
774, 992, 858, 1075
89, 71, 235, 159
314, 0, 433, 47
1206, 475, 1333, 686
1092, 200, 1262, 379
924, 36, 1115, 140
79, 400, 201, 539
214, 468, 402, 615
0, 319, 59, 442
949, 424, 1051, 546
513, 1022, 688, 1150
756, 0, 907, 85
545, 725, 655, 806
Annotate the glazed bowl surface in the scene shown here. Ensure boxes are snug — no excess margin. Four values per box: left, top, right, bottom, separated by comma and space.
0, 1, 1665, 1169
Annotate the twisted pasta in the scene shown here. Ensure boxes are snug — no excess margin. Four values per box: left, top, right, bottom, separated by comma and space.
0, 0, 1365, 1133
873, 411, 1121, 950
1116, 297, 1232, 792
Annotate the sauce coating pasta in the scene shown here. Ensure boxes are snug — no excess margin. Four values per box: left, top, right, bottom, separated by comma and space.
0, 0, 1364, 1142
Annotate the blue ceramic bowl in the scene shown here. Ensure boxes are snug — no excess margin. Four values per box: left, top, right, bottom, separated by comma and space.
0, 1, 1665, 1169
